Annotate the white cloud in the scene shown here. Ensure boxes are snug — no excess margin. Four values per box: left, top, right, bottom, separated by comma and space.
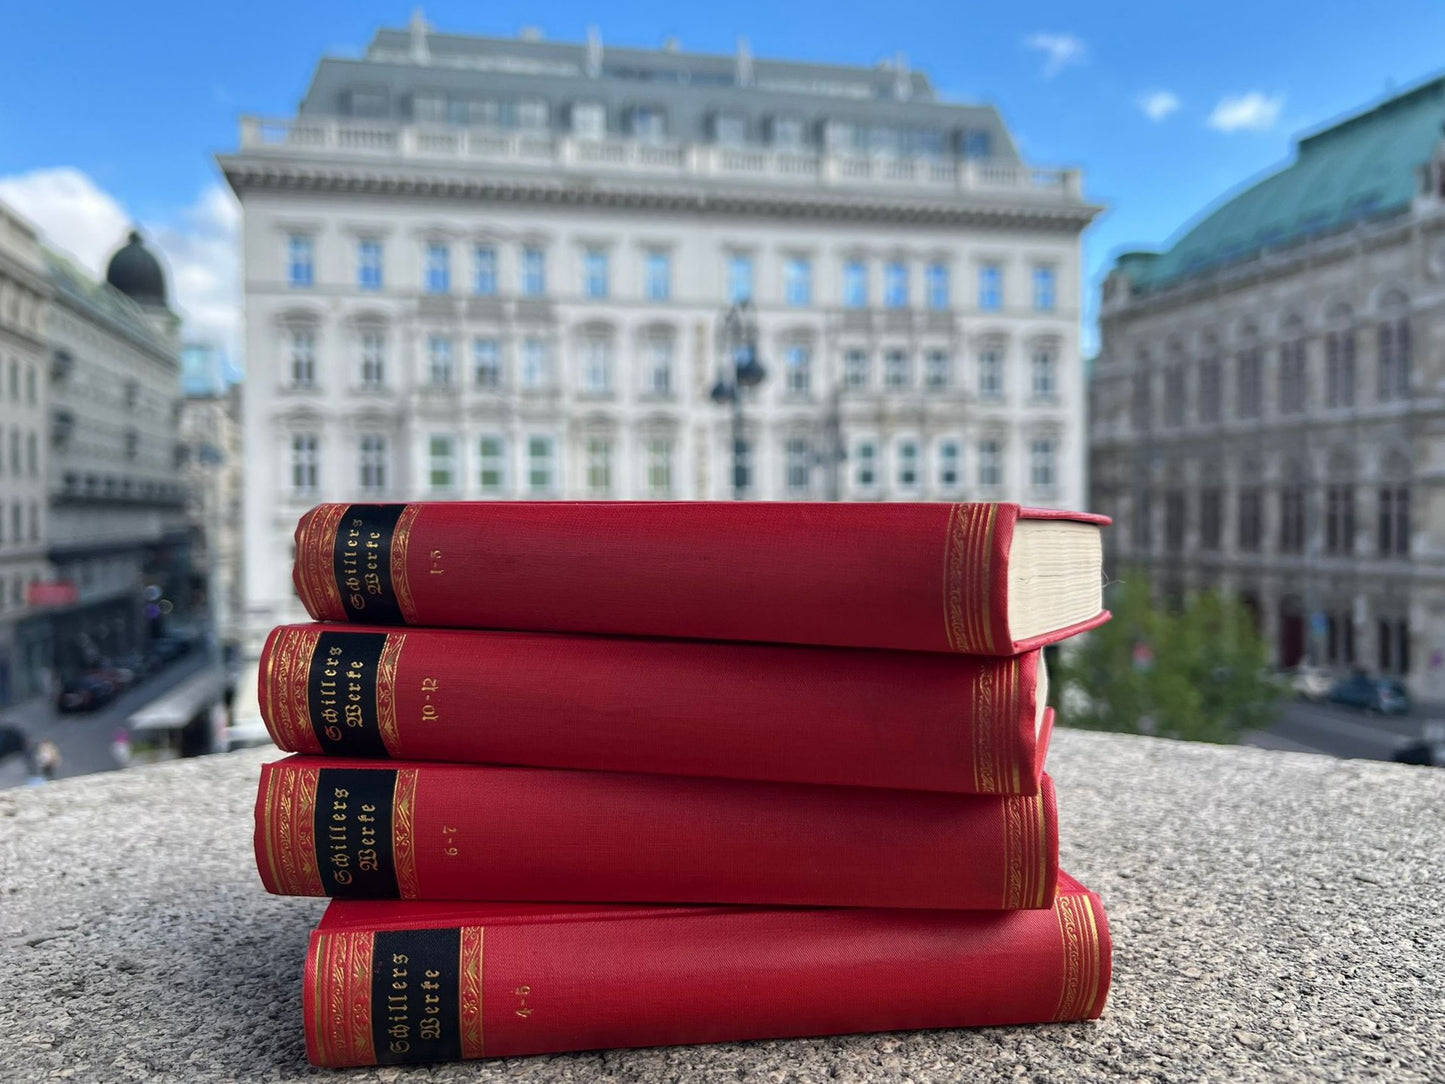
1138, 90, 1182, 122
1025, 33, 1087, 78
0, 167, 239, 362
1207, 92, 1284, 133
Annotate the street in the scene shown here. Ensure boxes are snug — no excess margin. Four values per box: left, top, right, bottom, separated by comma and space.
0, 650, 220, 789
1244, 697, 1438, 762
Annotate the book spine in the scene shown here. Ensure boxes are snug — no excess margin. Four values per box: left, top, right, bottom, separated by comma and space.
304, 891, 1111, 1066
255, 757, 1058, 910
259, 624, 1046, 795
292, 501, 1024, 654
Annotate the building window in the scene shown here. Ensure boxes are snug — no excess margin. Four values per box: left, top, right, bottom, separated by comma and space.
572, 101, 605, 139
896, 439, 920, 491
1132, 490, 1153, 552
732, 437, 754, 496
527, 436, 557, 495
473, 338, 502, 388
771, 116, 805, 149
583, 248, 609, 299
843, 260, 867, 308
1325, 329, 1355, 407
714, 113, 747, 147
473, 245, 498, 296
1325, 484, 1355, 555
26, 432, 36, 477
289, 330, 316, 388
478, 435, 507, 495
521, 339, 549, 389
1198, 357, 1221, 423
1030, 439, 1057, 491
1200, 488, 1222, 550
427, 336, 454, 387
785, 257, 812, 307
357, 238, 383, 290
1378, 485, 1410, 557
633, 107, 666, 143
645, 437, 673, 497
1378, 318, 1412, 401
853, 440, 877, 490
925, 263, 950, 310
937, 440, 961, 492
290, 434, 318, 495
1033, 349, 1059, 400
1280, 483, 1306, 554
424, 242, 450, 294
643, 339, 672, 396
358, 434, 387, 494
427, 435, 457, 493
518, 98, 549, 130
521, 247, 546, 297
1278, 339, 1306, 415
1378, 617, 1410, 675
1238, 488, 1262, 552
785, 344, 811, 395
585, 438, 613, 497
785, 438, 812, 496
924, 350, 952, 389
1162, 364, 1186, 425
978, 347, 1004, 400
1163, 490, 1185, 553
287, 235, 314, 288
884, 350, 910, 389
645, 250, 671, 301
844, 350, 869, 389
978, 263, 1002, 311
360, 331, 385, 388
884, 262, 908, 308
1325, 613, 1355, 667
978, 439, 1002, 489
1032, 265, 1056, 311
1236, 349, 1261, 420
728, 254, 754, 303
580, 339, 612, 393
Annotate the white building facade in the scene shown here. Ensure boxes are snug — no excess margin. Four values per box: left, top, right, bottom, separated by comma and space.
0, 199, 52, 705
222, 19, 1098, 641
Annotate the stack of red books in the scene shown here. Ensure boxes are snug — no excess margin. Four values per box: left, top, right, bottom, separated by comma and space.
254, 501, 1114, 1068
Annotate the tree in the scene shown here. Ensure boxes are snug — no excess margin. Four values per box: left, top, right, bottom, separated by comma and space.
1052, 569, 1284, 743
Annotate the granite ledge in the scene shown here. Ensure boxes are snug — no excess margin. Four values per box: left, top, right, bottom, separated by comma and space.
0, 729, 1442, 1083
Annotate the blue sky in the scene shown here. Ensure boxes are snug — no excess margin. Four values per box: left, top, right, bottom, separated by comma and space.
3, 1, 1445, 356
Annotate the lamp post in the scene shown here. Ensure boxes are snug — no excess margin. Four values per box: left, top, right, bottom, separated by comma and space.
710, 300, 767, 499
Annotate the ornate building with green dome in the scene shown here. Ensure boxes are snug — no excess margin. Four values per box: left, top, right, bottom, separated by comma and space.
1090, 74, 1445, 699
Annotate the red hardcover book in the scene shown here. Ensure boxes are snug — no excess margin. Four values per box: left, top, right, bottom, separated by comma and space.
255, 756, 1058, 910
260, 623, 1055, 794
303, 874, 1111, 1067
292, 501, 1108, 654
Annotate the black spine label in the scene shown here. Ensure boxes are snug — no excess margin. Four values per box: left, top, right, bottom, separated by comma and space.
314, 767, 400, 898
371, 927, 462, 1065
334, 504, 407, 624
307, 631, 392, 759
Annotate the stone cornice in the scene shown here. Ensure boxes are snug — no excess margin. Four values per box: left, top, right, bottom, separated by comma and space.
217, 154, 1102, 233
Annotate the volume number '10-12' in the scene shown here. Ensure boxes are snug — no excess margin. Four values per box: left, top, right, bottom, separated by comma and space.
420, 676, 440, 722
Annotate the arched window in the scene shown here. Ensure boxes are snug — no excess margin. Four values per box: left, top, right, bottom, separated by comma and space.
1324, 303, 1355, 408
1277, 314, 1306, 415
1377, 291, 1411, 402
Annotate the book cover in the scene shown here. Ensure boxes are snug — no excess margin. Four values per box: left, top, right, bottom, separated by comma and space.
256, 756, 1058, 910
260, 623, 1055, 794
304, 874, 1111, 1066
292, 501, 1108, 655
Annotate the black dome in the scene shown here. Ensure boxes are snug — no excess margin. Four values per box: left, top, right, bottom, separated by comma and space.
106, 229, 168, 308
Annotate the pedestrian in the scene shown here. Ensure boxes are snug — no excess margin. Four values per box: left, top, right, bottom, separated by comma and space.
34, 740, 60, 783
111, 727, 132, 769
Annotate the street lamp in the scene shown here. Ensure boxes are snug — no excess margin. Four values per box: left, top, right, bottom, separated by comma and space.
710, 300, 767, 499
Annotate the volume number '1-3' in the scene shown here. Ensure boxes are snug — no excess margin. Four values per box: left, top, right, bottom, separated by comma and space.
420, 677, 439, 723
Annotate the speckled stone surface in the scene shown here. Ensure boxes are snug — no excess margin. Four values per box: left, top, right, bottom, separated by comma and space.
1, 730, 1441, 1082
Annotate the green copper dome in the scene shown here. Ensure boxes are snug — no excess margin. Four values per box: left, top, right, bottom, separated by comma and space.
1123, 76, 1445, 290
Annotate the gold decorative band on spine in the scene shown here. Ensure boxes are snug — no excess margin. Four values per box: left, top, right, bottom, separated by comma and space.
391, 504, 422, 624
392, 767, 421, 900
314, 930, 377, 1067
1051, 893, 1103, 1021
296, 504, 348, 621
1006, 656, 1024, 794
376, 633, 406, 755
943, 504, 999, 654
264, 764, 324, 896
971, 664, 999, 794
266, 626, 322, 753
1000, 791, 1048, 910
459, 926, 485, 1060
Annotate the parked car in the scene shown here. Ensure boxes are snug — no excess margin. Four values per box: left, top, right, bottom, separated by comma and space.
57, 673, 118, 713
1288, 665, 1333, 701
1326, 671, 1411, 715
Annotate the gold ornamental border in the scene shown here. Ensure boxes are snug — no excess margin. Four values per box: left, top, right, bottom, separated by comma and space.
459, 926, 486, 1059
942, 504, 999, 654
392, 768, 421, 899
296, 504, 347, 621
266, 626, 322, 753
1000, 790, 1049, 910
1051, 893, 1103, 1021
263, 764, 324, 895
376, 633, 406, 754
391, 504, 422, 624
312, 929, 377, 1067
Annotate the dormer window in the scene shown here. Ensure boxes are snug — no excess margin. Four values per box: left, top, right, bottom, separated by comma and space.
346, 87, 389, 119
572, 101, 606, 140
714, 113, 747, 148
